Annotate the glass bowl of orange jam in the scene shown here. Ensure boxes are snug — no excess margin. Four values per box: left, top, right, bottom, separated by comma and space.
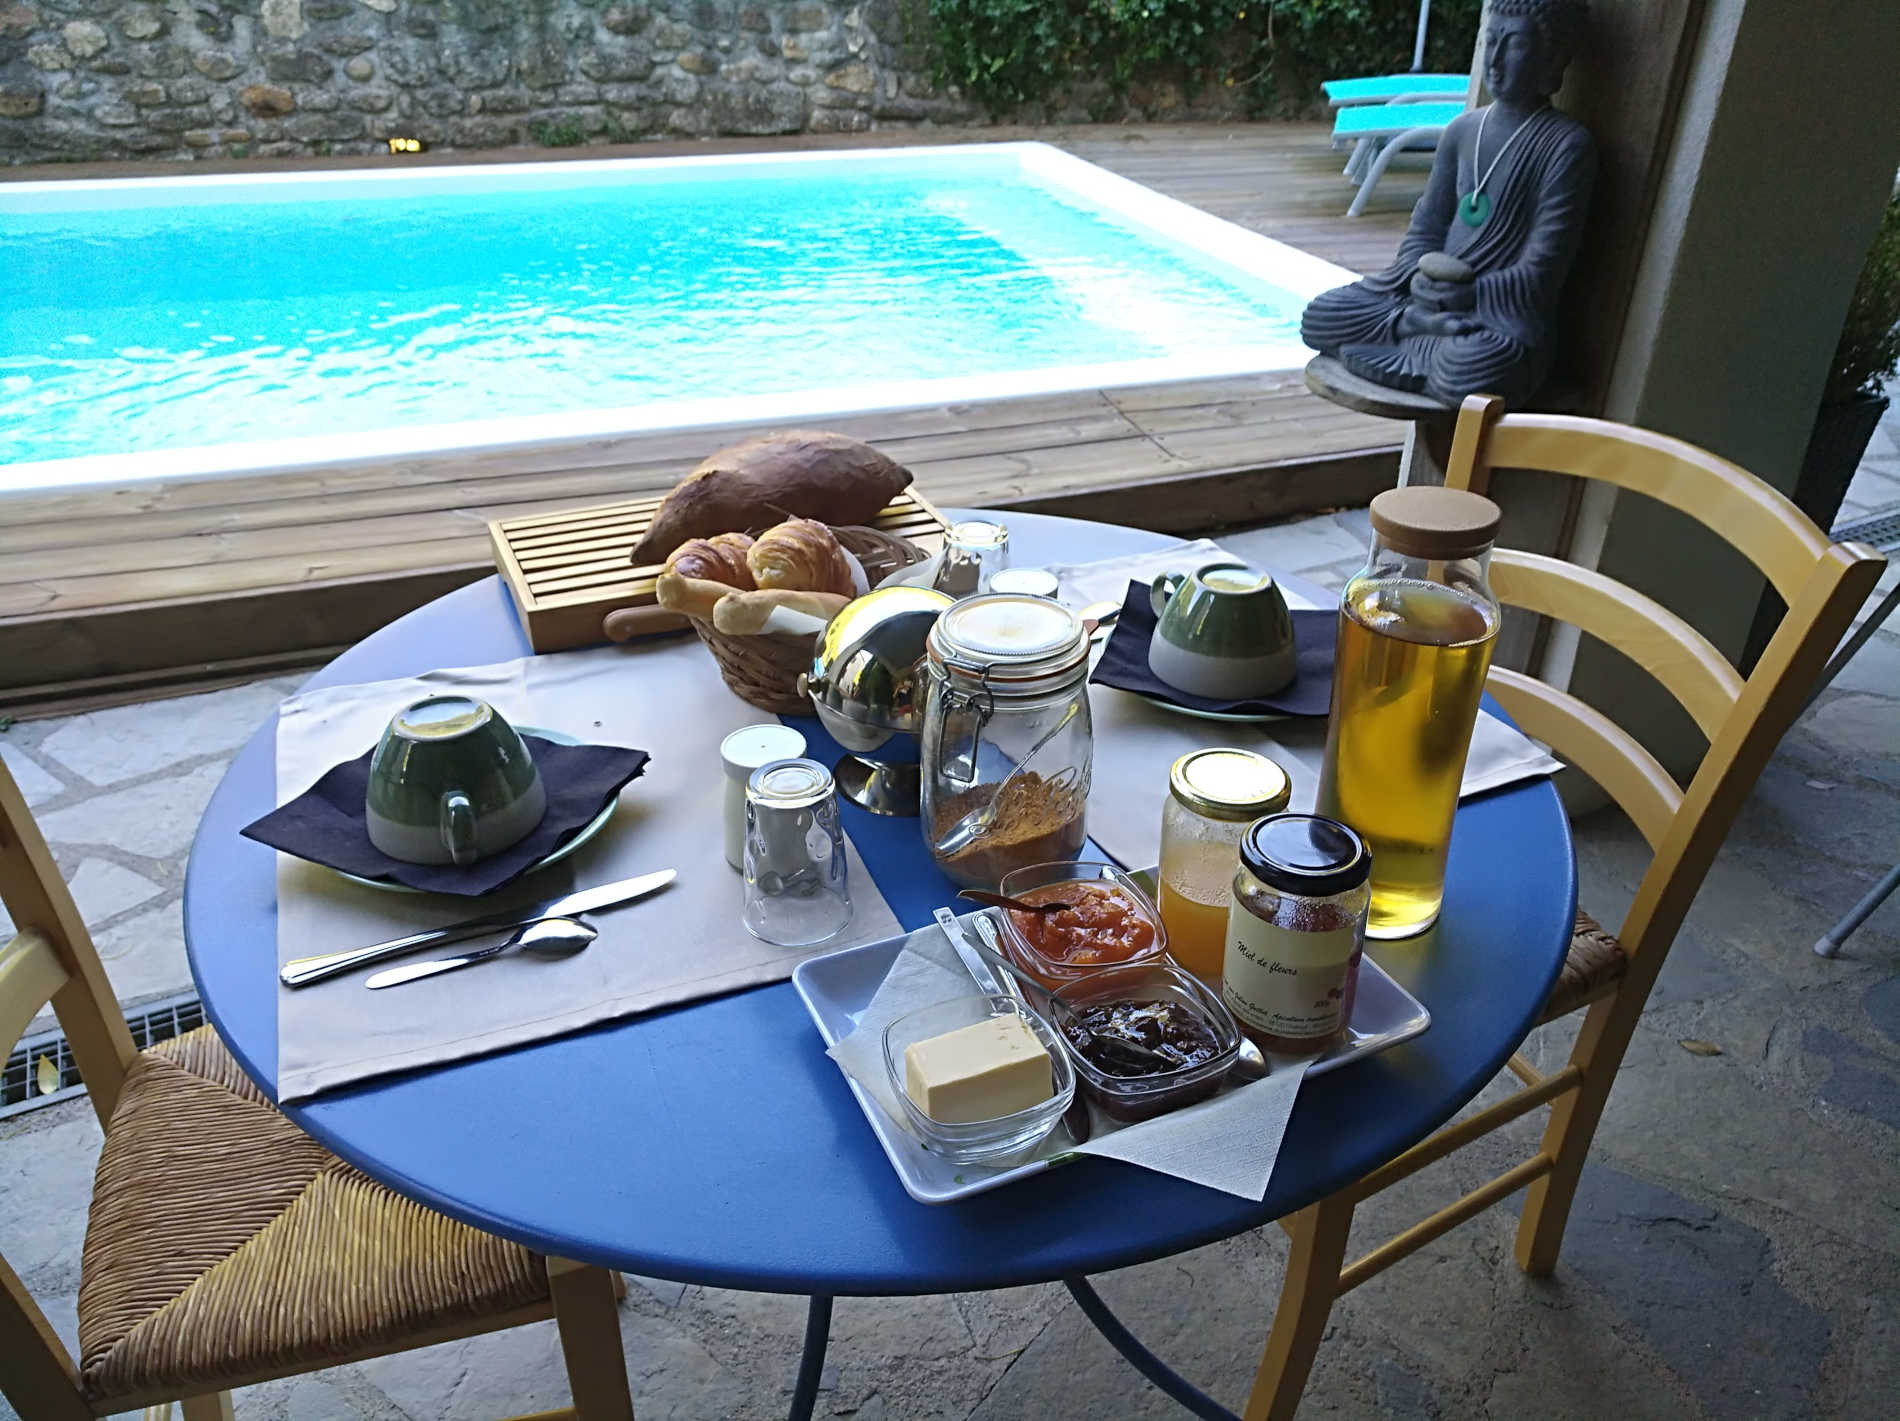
996, 861, 1169, 988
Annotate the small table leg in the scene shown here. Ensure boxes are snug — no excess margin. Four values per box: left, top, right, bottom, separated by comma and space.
788, 1294, 834, 1421
1399, 416, 1457, 486
1065, 1277, 1241, 1421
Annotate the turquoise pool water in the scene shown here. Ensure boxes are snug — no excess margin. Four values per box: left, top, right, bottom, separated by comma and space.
1, 147, 1335, 479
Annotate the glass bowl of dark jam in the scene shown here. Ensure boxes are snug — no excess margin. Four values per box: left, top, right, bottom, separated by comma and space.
1049, 962, 1242, 1123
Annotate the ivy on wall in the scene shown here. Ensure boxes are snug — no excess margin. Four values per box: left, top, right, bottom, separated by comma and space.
924, 0, 1484, 115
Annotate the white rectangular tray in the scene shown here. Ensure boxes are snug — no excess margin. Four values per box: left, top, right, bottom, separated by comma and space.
791, 917, 1430, 1205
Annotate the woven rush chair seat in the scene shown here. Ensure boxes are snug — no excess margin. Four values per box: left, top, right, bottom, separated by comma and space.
1539, 909, 1630, 1024
75, 1027, 551, 1408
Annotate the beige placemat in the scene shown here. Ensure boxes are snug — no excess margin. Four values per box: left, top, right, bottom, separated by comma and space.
273, 641, 899, 1102
1087, 692, 1560, 871
1045, 539, 1332, 615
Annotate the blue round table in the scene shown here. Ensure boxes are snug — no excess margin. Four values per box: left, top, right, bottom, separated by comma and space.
185, 511, 1574, 1418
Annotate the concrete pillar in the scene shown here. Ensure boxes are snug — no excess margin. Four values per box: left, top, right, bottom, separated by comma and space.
1556, 0, 1900, 779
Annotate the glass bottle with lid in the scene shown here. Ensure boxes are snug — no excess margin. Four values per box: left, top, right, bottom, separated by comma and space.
920, 593, 1092, 889
1317, 485, 1502, 940
1223, 813, 1372, 1054
1156, 749, 1291, 983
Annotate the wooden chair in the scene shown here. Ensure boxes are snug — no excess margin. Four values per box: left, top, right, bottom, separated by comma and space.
0, 761, 636, 1420
1244, 395, 1887, 1420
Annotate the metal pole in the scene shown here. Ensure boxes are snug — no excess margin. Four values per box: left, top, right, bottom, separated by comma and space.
1413, 0, 1432, 71
1065, 1278, 1241, 1421
1814, 861, 1900, 958
787, 1295, 833, 1421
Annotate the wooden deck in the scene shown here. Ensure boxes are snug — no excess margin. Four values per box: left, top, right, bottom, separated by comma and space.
0, 122, 1417, 708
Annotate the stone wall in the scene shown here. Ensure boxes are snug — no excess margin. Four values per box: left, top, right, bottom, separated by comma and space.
0, 0, 956, 163
0, 0, 1254, 165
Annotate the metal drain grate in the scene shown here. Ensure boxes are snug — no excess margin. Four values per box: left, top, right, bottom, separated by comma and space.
1834, 507, 1900, 551
1, 993, 205, 1120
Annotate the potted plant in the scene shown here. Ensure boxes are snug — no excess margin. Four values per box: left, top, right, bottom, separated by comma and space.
1800, 188, 1900, 532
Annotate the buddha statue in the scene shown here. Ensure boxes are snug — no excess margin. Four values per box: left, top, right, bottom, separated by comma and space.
1301, 0, 1596, 408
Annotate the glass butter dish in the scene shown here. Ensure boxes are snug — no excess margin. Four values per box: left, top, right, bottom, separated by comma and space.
881, 995, 1075, 1164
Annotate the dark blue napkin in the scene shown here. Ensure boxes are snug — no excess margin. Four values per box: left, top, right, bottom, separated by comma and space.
241, 735, 650, 896
1089, 579, 1338, 718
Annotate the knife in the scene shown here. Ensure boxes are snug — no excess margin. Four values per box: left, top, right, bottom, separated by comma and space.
933, 907, 1020, 1004
279, 868, 677, 988
945, 909, 1094, 1145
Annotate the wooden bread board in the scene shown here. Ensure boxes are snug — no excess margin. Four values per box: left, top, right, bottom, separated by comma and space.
490, 489, 954, 653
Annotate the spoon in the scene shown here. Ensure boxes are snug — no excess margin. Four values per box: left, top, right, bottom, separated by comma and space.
967, 915, 1268, 1082
1079, 600, 1123, 642
961, 915, 1176, 1072
932, 701, 1082, 858
364, 916, 598, 989
958, 889, 1079, 916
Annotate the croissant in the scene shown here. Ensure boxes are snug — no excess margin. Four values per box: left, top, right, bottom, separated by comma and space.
663, 532, 754, 589
747, 519, 855, 597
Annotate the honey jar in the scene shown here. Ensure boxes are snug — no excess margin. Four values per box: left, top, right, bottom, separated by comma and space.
1222, 813, 1371, 1055
1155, 749, 1290, 983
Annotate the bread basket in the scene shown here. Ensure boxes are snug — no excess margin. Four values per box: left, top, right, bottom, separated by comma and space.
694, 525, 927, 714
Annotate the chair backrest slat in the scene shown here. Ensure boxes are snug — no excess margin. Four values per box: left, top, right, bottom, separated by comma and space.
0, 760, 125, 1416
0, 759, 136, 1125
1486, 668, 1683, 850
1443, 395, 1886, 973
1490, 551, 1743, 740
1618, 542, 1882, 964
0, 930, 71, 1064
0, 1251, 90, 1420
1473, 415, 1831, 604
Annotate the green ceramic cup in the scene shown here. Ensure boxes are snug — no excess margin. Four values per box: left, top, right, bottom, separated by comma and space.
364, 696, 548, 867
1147, 560, 1297, 700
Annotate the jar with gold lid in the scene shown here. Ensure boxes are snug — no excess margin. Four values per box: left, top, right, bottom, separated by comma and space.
1157, 748, 1291, 982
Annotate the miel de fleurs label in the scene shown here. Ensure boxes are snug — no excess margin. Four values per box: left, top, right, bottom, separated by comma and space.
1220, 907, 1358, 1041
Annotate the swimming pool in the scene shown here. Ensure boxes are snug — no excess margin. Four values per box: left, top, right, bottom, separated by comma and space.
1, 143, 1351, 493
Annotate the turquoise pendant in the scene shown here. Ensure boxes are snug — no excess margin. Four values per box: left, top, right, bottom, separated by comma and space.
1458, 191, 1491, 227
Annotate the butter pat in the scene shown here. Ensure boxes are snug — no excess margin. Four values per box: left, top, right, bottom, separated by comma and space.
904, 1014, 1053, 1124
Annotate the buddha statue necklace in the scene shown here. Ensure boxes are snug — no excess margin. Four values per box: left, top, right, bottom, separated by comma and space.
1458, 102, 1551, 227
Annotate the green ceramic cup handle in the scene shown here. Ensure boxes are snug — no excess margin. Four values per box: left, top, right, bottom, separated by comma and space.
440, 791, 478, 867
1150, 570, 1186, 619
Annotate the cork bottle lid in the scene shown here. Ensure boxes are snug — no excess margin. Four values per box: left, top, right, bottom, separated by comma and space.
1368, 486, 1502, 560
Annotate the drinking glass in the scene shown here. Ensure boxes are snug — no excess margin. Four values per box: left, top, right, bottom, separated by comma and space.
742, 758, 853, 947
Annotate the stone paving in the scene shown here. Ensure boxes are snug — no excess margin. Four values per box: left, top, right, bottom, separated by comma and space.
2, 428, 1897, 1419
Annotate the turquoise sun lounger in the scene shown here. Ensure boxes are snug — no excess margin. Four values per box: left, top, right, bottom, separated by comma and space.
1329, 98, 1466, 217
1323, 74, 1469, 106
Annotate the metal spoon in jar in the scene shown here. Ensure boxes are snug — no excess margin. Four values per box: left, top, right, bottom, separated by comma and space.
932, 701, 1083, 859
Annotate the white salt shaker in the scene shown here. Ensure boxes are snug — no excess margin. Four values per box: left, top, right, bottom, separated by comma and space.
720, 725, 807, 869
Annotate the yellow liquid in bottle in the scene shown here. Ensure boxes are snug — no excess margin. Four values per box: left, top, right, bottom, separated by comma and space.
1158, 868, 1235, 982
1318, 578, 1498, 939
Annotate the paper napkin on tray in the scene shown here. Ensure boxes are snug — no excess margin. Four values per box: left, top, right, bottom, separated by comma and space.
828, 916, 1310, 1200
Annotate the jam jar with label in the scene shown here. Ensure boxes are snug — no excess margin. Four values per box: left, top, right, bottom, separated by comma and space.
1222, 814, 1371, 1054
